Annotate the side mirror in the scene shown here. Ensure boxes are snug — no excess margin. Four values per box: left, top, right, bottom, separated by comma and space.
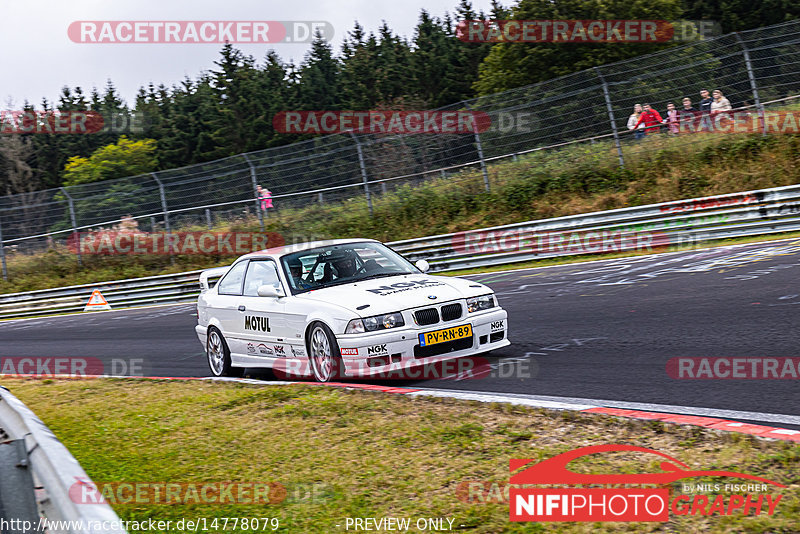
257, 285, 284, 298
415, 259, 430, 273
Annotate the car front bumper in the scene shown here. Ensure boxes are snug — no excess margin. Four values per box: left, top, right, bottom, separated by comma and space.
335, 307, 509, 379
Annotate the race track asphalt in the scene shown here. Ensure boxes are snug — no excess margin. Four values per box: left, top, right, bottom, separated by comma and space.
1, 238, 798, 427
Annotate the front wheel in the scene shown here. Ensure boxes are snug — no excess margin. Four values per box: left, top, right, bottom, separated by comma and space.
207, 327, 243, 377
307, 322, 343, 382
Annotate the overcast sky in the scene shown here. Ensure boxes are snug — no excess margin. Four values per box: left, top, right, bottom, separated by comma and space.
0, 0, 497, 109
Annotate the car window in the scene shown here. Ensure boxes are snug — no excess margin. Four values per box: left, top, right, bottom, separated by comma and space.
243, 260, 281, 296
280, 242, 417, 294
216, 260, 248, 295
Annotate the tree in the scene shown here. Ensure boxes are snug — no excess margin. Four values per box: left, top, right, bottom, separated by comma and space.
410, 11, 464, 107
296, 30, 342, 110
474, 0, 683, 95
62, 136, 157, 186
340, 22, 382, 108
0, 135, 39, 195
681, 0, 800, 33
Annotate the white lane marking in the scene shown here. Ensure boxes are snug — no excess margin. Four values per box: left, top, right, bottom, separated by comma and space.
405, 388, 800, 426
416, 387, 800, 426
462, 236, 800, 280
405, 389, 598, 411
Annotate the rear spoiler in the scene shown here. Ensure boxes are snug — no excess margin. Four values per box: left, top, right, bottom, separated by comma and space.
199, 266, 231, 292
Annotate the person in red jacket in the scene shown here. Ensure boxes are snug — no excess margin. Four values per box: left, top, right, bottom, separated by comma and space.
634, 103, 663, 135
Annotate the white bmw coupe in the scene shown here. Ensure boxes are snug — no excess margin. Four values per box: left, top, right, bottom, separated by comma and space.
196, 239, 509, 382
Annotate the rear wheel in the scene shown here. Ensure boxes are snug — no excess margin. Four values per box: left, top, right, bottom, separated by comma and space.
308, 322, 343, 382
207, 327, 243, 377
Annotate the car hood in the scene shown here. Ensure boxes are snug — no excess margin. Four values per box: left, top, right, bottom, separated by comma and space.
296, 274, 492, 316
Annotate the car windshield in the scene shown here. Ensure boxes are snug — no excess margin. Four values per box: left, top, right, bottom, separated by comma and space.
280, 241, 419, 294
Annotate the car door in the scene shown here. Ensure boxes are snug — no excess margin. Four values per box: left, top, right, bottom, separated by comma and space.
232, 259, 288, 361
207, 259, 249, 345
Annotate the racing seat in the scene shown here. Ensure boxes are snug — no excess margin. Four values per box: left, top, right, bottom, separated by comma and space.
318, 262, 334, 284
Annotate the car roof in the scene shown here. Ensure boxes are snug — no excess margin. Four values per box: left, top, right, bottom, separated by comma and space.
241, 238, 381, 260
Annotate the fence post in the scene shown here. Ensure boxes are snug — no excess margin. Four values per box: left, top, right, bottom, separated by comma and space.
205, 208, 213, 230
735, 32, 766, 135
0, 217, 7, 282
349, 132, 373, 216
151, 172, 174, 262
60, 187, 82, 267
243, 154, 266, 230
464, 103, 490, 192
594, 67, 626, 168
318, 192, 323, 204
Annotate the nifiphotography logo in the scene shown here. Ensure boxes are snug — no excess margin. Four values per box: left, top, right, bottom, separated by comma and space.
509, 444, 785, 522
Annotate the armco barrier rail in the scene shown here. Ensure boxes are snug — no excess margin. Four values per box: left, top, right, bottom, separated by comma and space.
3, 183, 800, 319
0, 387, 126, 533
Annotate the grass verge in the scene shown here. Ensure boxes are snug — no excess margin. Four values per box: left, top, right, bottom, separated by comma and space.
4, 378, 799, 533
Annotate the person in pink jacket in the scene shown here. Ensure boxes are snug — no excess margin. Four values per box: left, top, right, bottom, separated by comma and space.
257, 185, 273, 211
662, 102, 679, 134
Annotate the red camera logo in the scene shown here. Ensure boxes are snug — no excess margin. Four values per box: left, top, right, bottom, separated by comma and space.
510, 444, 784, 522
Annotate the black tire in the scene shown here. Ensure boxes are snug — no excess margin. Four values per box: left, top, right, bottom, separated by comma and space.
307, 322, 344, 382
207, 327, 243, 377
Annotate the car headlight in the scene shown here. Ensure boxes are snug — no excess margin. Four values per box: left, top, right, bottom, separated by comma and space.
345, 312, 405, 333
467, 294, 495, 313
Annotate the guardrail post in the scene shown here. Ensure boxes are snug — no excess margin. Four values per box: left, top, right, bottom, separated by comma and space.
464, 103, 490, 192
735, 32, 766, 135
243, 154, 266, 229
594, 67, 625, 168
60, 187, 82, 267
349, 132, 373, 216
0, 218, 7, 282
151, 172, 174, 263
318, 192, 323, 204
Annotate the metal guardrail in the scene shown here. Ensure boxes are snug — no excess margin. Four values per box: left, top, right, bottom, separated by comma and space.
3, 183, 800, 320
0, 270, 206, 319
0, 387, 126, 533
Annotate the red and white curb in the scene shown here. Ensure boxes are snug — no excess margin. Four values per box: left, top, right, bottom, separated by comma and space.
7, 374, 797, 443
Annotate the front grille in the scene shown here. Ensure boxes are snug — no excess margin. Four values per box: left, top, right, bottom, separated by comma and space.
414, 308, 440, 326
441, 303, 462, 321
414, 336, 473, 358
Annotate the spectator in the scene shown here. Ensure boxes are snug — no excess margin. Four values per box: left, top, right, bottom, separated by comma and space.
634, 103, 663, 135
711, 90, 732, 114
627, 104, 645, 140
257, 185, 273, 213
662, 102, 679, 134
679, 97, 698, 133
699, 89, 713, 113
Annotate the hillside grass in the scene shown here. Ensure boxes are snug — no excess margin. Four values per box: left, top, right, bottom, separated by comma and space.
2, 129, 799, 294
4, 378, 799, 533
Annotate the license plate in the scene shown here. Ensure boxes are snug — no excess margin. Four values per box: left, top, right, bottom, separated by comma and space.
418, 324, 473, 347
